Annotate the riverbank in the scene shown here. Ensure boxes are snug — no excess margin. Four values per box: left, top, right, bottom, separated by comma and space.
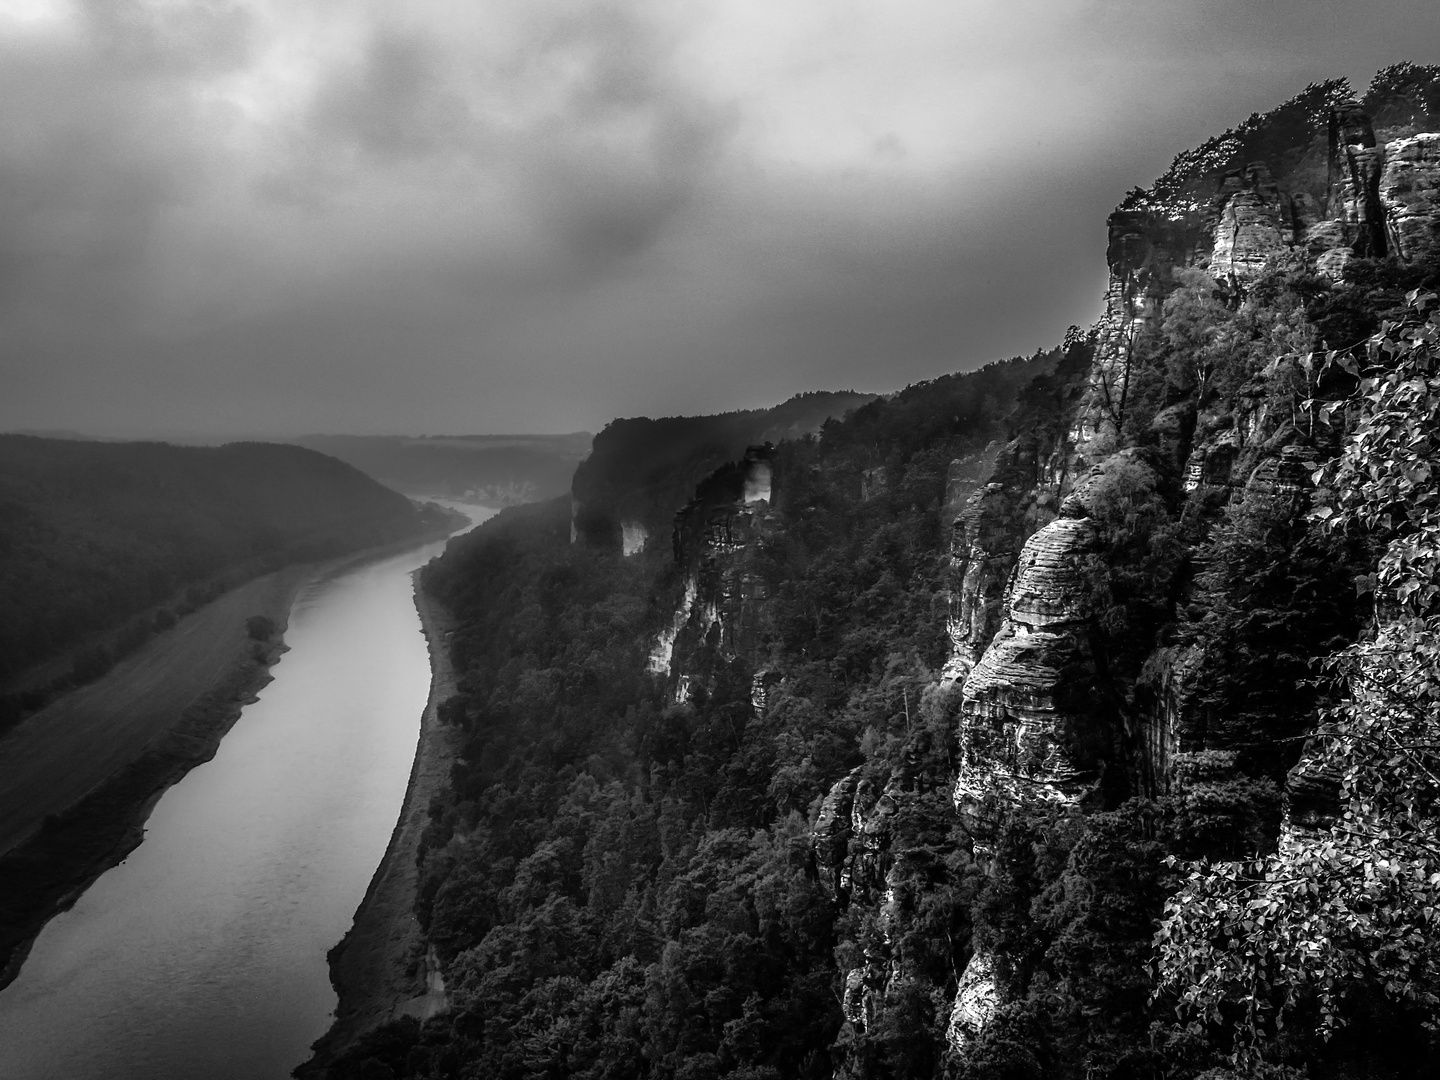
298, 579, 463, 1070
0, 520, 462, 994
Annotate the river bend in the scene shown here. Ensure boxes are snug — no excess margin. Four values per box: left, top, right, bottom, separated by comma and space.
0, 508, 493, 1080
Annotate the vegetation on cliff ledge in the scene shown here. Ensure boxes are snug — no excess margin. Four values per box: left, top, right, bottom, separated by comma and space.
309, 67, 1440, 1080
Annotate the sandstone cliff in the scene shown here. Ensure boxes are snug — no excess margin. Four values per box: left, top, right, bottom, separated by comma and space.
345, 66, 1440, 1080
933, 86, 1440, 1056
569, 392, 873, 551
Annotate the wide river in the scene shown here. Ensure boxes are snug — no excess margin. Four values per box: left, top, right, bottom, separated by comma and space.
0, 506, 494, 1080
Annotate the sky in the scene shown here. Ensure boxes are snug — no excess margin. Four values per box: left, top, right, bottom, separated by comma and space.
1, 0, 1438, 438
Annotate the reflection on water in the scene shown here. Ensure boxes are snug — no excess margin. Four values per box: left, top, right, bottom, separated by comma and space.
0, 506, 494, 1080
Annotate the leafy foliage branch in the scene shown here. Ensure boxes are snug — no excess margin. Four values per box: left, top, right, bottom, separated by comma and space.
1153, 292, 1440, 1064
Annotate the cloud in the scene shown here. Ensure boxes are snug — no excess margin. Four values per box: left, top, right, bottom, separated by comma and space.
1, 0, 1439, 436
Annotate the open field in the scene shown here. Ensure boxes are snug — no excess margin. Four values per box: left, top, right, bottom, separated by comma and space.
0, 567, 306, 859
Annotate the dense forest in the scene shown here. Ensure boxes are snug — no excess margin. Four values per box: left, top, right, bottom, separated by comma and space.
308, 66, 1440, 1080
0, 436, 453, 726
570, 391, 877, 550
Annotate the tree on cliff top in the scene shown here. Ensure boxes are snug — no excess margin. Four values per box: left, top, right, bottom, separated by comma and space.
1363, 63, 1440, 130
1119, 79, 1352, 217
1153, 293, 1440, 1067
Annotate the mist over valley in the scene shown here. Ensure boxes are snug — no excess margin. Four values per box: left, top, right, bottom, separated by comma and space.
3, 4, 1440, 1079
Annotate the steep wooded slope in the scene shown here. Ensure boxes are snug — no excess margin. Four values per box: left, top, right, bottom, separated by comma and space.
305, 64, 1440, 1080
569, 391, 877, 552
0, 436, 448, 711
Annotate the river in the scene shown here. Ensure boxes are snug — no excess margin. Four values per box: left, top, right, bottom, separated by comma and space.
0, 505, 494, 1080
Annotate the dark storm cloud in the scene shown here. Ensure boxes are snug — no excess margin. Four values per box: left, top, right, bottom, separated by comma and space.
291, 3, 731, 268
2, 0, 1439, 437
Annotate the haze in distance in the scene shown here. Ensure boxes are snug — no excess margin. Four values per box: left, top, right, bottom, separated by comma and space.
1, 0, 1438, 440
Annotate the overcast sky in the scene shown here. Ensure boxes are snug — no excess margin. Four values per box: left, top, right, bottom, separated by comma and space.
1, 0, 1437, 437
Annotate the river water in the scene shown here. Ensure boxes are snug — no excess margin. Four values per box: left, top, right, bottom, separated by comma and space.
0, 506, 494, 1080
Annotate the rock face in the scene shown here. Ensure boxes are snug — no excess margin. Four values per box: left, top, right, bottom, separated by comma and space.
942, 446, 1002, 523
1209, 163, 1303, 284
570, 393, 872, 549
943, 482, 1022, 683
648, 446, 776, 699
860, 466, 887, 501
743, 459, 773, 504
749, 669, 780, 717
953, 500, 1112, 849
941, 436, 1066, 683
1138, 645, 1203, 795
1182, 432, 1239, 493
814, 768, 863, 899
647, 575, 697, 676
946, 951, 999, 1053
1070, 212, 1182, 449
1331, 100, 1389, 259
933, 97, 1440, 1064
1244, 445, 1319, 502
620, 520, 649, 556
1382, 132, 1440, 262
1071, 101, 1437, 476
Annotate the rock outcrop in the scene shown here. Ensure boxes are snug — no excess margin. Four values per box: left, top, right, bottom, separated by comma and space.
814, 768, 863, 899
620, 521, 649, 556
749, 669, 779, 717
570, 393, 872, 550
1070, 212, 1183, 450
1243, 444, 1319, 502
1331, 100, 1389, 259
860, 466, 887, 501
942, 446, 1002, 523
648, 446, 777, 701
952, 495, 1112, 850
943, 482, 1022, 683
946, 951, 999, 1054
1209, 163, 1304, 284
884, 94, 1439, 1064
1382, 132, 1440, 262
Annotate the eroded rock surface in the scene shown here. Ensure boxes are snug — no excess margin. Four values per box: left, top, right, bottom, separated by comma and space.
1333, 99, 1389, 258
620, 520, 649, 556
1071, 212, 1173, 449
953, 504, 1111, 847
1209, 163, 1301, 284
814, 767, 862, 899
944, 482, 1023, 683
1382, 132, 1440, 262
945, 951, 999, 1054
1244, 445, 1319, 502
651, 446, 777, 697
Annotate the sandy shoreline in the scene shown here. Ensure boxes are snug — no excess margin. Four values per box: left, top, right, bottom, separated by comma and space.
0, 522, 460, 995
298, 577, 462, 1070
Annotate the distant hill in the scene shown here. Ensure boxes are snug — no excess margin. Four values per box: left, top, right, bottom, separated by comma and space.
0, 436, 451, 694
570, 390, 878, 550
292, 433, 593, 505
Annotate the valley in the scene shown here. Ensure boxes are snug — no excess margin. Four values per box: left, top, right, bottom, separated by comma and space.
2, 40, 1440, 1080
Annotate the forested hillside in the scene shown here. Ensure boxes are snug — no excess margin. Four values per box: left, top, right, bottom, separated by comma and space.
570, 391, 876, 552
307, 65, 1440, 1080
0, 437, 451, 720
